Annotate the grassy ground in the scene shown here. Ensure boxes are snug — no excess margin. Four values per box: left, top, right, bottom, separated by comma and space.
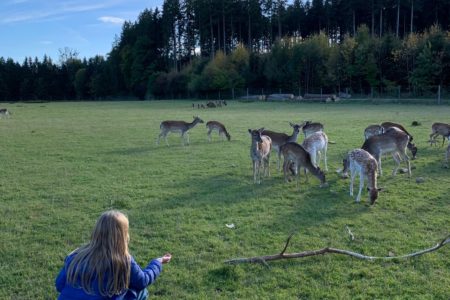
0, 101, 449, 299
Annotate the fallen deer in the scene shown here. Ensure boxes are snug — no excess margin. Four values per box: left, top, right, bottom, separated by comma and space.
429, 122, 450, 147
157, 116, 204, 146
280, 142, 326, 187
302, 131, 328, 171
206, 121, 231, 142
343, 149, 380, 204
361, 129, 411, 177
248, 128, 272, 184
263, 122, 302, 171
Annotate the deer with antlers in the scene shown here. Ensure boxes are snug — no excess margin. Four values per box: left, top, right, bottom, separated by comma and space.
157, 116, 204, 146
342, 149, 380, 205
280, 142, 326, 187
248, 128, 272, 184
206, 120, 231, 142
262, 122, 303, 171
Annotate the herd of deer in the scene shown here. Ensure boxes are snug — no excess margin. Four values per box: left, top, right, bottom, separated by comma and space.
155, 115, 450, 205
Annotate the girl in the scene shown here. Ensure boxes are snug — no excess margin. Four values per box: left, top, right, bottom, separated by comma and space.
55, 210, 171, 299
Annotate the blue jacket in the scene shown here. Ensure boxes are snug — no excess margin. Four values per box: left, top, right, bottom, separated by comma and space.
55, 253, 162, 300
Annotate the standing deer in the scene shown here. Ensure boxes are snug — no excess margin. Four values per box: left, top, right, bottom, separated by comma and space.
301, 121, 324, 138
248, 128, 272, 184
262, 122, 302, 171
206, 121, 231, 142
364, 124, 384, 140
429, 122, 450, 146
381, 122, 417, 159
361, 129, 411, 177
280, 142, 326, 187
157, 116, 204, 146
342, 149, 380, 205
302, 131, 329, 171
0, 108, 10, 118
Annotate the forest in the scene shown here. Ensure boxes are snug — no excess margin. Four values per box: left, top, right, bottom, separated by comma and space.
1, 0, 450, 101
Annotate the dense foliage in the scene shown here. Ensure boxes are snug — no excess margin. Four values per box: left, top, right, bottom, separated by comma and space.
2, 0, 450, 100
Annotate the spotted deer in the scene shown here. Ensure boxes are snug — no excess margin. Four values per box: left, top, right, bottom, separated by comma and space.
364, 124, 384, 140
206, 121, 231, 142
301, 131, 328, 171
280, 142, 326, 187
429, 122, 450, 147
157, 116, 204, 146
301, 121, 324, 138
262, 122, 302, 171
248, 128, 272, 184
361, 129, 411, 177
342, 149, 380, 205
381, 121, 417, 159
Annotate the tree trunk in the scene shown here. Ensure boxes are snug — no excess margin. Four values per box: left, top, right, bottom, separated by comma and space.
396, 0, 400, 38
410, 0, 414, 34
379, 7, 383, 37
371, 1, 375, 36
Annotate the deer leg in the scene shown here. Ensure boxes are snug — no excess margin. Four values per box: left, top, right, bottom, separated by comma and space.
207, 129, 212, 142
252, 160, 258, 184
350, 167, 356, 198
356, 170, 364, 203
266, 154, 270, 177
442, 135, 446, 147
377, 155, 383, 176
323, 145, 328, 171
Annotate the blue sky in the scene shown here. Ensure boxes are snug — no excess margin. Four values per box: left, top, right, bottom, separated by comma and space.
0, 0, 163, 63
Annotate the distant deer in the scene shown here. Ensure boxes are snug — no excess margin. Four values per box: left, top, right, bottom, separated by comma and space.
280, 142, 326, 187
342, 149, 380, 205
301, 121, 324, 138
157, 116, 204, 146
206, 121, 231, 142
248, 128, 272, 184
364, 124, 384, 140
0, 108, 10, 118
302, 131, 329, 171
262, 122, 302, 171
429, 122, 450, 146
381, 121, 417, 159
361, 129, 411, 177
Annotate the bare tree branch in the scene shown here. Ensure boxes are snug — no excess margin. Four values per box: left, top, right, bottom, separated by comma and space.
224, 234, 450, 265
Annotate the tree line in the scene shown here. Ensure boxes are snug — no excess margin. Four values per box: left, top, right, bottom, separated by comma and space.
1, 0, 450, 101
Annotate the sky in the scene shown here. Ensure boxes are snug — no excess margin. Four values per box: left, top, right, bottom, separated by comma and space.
0, 0, 164, 63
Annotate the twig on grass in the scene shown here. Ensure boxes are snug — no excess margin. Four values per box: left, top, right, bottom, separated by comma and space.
224, 234, 450, 265
345, 225, 355, 241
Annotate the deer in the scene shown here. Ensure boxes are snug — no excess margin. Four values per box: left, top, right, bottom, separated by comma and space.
381, 122, 417, 159
301, 131, 328, 171
301, 121, 324, 138
0, 108, 10, 118
280, 142, 326, 187
342, 149, 380, 205
248, 128, 272, 184
429, 122, 450, 147
262, 122, 303, 171
206, 121, 231, 142
157, 116, 204, 146
364, 124, 384, 140
361, 128, 411, 177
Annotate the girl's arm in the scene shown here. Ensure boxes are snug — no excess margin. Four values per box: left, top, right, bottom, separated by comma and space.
128, 257, 163, 290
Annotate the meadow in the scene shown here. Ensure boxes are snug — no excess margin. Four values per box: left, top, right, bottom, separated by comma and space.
0, 100, 449, 299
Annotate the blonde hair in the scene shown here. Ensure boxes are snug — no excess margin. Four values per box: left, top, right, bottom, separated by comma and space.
66, 210, 131, 297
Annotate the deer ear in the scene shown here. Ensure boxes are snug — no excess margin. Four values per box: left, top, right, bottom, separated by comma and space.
248, 129, 252, 134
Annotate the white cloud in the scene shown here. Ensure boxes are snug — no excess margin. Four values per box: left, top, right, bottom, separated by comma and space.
40, 40, 53, 45
98, 16, 124, 25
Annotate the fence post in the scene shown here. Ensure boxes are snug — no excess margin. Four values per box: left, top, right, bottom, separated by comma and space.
438, 85, 441, 104
398, 86, 401, 100
371, 87, 374, 98
279, 88, 282, 94
232, 88, 234, 100
247, 88, 249, 98
320, 88, 323, 99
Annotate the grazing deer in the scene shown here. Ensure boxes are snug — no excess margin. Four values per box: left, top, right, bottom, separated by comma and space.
262, 122, 302, 171
361, 129, 411, 177
301, 121, 324, 138
248, 128, 272, 184
429, 122, 450, 146
157, 116, 204, 146
302, 131, 329, 171
342, 149, 380, 204
0, 108, 10, 118
280, 142, 326, 187
206, 121, 231, 142
381, 121, 414, 141
364, 124, 384, 140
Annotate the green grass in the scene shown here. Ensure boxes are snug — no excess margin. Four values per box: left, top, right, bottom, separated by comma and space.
0, 101, 449, 299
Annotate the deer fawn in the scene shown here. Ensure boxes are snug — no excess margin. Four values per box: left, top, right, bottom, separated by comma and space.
249, 128, 272, 184
429, 122, 450, 147
157, 116, 204, 146
262, 122, 302, 171
302, 131, 328, 171
206, 121, 231, 142
280, 142, 326, 187
343, 149, 380, 205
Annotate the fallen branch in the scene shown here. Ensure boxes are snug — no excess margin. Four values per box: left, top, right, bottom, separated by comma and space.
224, 234, 450, 265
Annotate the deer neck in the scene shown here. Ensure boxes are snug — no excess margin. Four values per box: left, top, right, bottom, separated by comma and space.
366, 165, 377, 190
289, 130, 299, 143
188, 119, 199, 129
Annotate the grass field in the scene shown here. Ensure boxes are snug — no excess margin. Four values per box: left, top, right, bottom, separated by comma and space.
0, 101, 449, 299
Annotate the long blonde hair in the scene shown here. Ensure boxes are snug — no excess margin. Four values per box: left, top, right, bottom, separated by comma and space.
66, 210, 131, 297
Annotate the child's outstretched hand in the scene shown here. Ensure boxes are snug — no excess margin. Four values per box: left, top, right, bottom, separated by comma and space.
158, 253, 172, 264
